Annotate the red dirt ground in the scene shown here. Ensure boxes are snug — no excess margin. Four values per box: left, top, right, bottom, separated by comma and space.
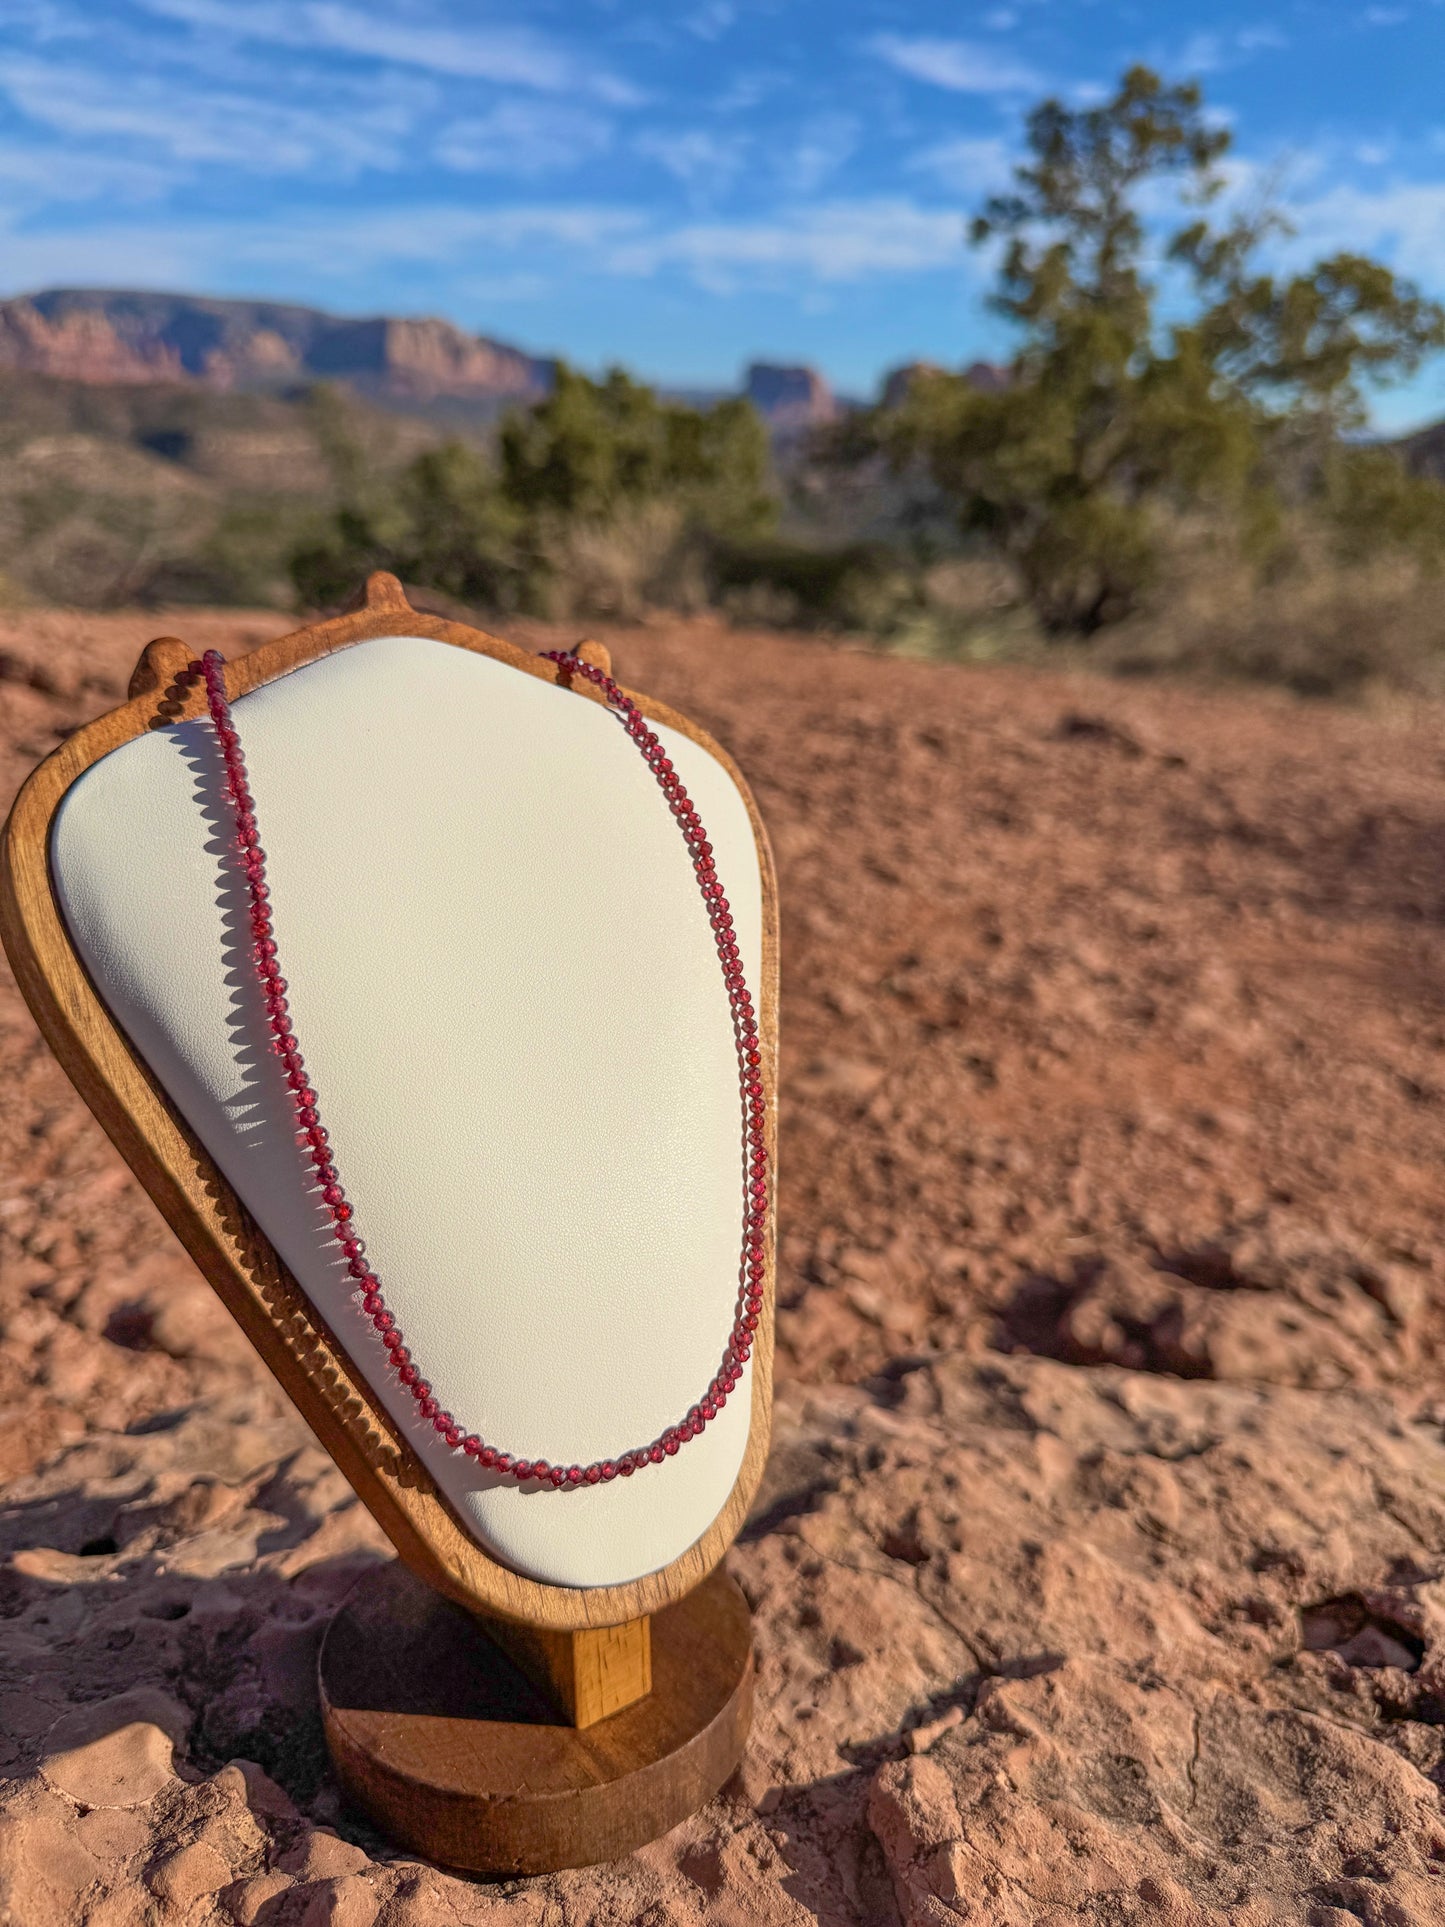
3, 605, 1445, 1925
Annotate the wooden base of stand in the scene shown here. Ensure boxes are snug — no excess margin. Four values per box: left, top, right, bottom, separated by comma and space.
319, 1560, 754, 1875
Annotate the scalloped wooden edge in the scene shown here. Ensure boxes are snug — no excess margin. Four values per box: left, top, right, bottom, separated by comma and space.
0, 574, 778, 1631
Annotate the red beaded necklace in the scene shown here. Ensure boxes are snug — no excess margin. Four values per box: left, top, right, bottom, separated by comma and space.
191, 647, 767, 1492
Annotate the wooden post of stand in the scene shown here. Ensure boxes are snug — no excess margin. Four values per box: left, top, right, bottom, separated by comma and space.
484, 1614, 653, 1728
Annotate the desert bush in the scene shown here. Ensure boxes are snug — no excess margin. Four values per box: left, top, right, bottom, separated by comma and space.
706, 536, 916, 631
1091, 534, 1445, 698
290, 439, 522, 612
291, 364, 776, 620
529, 501, 711, 622
0, 436, 217, 607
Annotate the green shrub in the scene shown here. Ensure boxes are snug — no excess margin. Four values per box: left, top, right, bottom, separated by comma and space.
290, 365, 777, 619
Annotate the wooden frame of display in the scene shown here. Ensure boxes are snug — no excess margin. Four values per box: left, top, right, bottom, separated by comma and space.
0, 574, 778, 1639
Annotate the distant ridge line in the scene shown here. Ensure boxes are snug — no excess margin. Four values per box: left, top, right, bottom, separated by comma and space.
0, 286, 1012, 429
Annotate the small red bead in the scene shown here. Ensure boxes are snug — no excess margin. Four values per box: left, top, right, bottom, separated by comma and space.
514, 1460, 533, 1481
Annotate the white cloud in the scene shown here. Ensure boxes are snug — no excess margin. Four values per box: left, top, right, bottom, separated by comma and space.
279, 203, 646, 268
608, 197, 970, 291
434, 102, 613, 177
636, 129, 749, 193
1178, 33, 1225, 73
0, 190, 976, 301
788, 115, 858, 196
907, 135, 1014, 195
685, 1, 735, 41
1174, 25, 1288, 74
0, 52, 419, 173
1363, 6, 1407, 22
1284, 177, 1445, 268
0, 200, 648, 297
869, 33, 1045, 95
452, 270, 552, 305
710, 71, 778, 113
0, 140, 173, 205
1236, 25, 1289, 52
135, 0, 642, 105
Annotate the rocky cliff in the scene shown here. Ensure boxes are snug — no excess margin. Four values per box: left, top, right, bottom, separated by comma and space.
0, 292, 874, 432
0, 290, 555, 410
744, 361, 843, 431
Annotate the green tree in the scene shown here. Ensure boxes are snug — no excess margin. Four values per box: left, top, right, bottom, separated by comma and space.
290, 439, 520, 611
499, 363, 773, 536
889, 65, 1445, 634
290, 365, 775, 613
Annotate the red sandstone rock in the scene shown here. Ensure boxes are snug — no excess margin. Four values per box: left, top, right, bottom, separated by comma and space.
4, 608, 1445, 1921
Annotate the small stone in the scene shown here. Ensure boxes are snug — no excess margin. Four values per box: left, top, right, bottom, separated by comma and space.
275, 1829, 372, 1881
147, 1838, 231, 1906
74, 1805, 151, 1862
222, 1870, 293, 1924
41, 1689, 190, 1808
908, 1705, 964, 1754
213, 1758, 300, 1822
299, 1873, 383, 1927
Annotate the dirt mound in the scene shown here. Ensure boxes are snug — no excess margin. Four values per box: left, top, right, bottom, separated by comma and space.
3, 606, 1445, 1922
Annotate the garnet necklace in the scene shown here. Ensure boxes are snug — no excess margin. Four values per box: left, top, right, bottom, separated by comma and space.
192, 648, 768, 1491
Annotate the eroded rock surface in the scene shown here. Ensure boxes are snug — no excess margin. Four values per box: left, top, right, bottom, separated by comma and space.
3, 609, 1445, 1923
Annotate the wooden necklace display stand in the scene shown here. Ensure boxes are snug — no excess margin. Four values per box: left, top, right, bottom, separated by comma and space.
0, 575, 778, 1875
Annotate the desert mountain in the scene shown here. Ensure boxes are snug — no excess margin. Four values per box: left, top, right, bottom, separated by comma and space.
0, 289, 1040, 440
0, 289, 555, 418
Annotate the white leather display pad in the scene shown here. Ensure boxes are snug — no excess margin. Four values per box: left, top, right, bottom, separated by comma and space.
51, 634, 762, 1588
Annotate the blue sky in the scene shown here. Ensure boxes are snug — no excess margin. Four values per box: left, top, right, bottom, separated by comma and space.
4, 1, 1445, 429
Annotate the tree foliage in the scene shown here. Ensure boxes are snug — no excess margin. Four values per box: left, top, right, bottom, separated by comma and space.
888, 65, 1445, 634
499, 364, 772, 532
292, 364, 774, 613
